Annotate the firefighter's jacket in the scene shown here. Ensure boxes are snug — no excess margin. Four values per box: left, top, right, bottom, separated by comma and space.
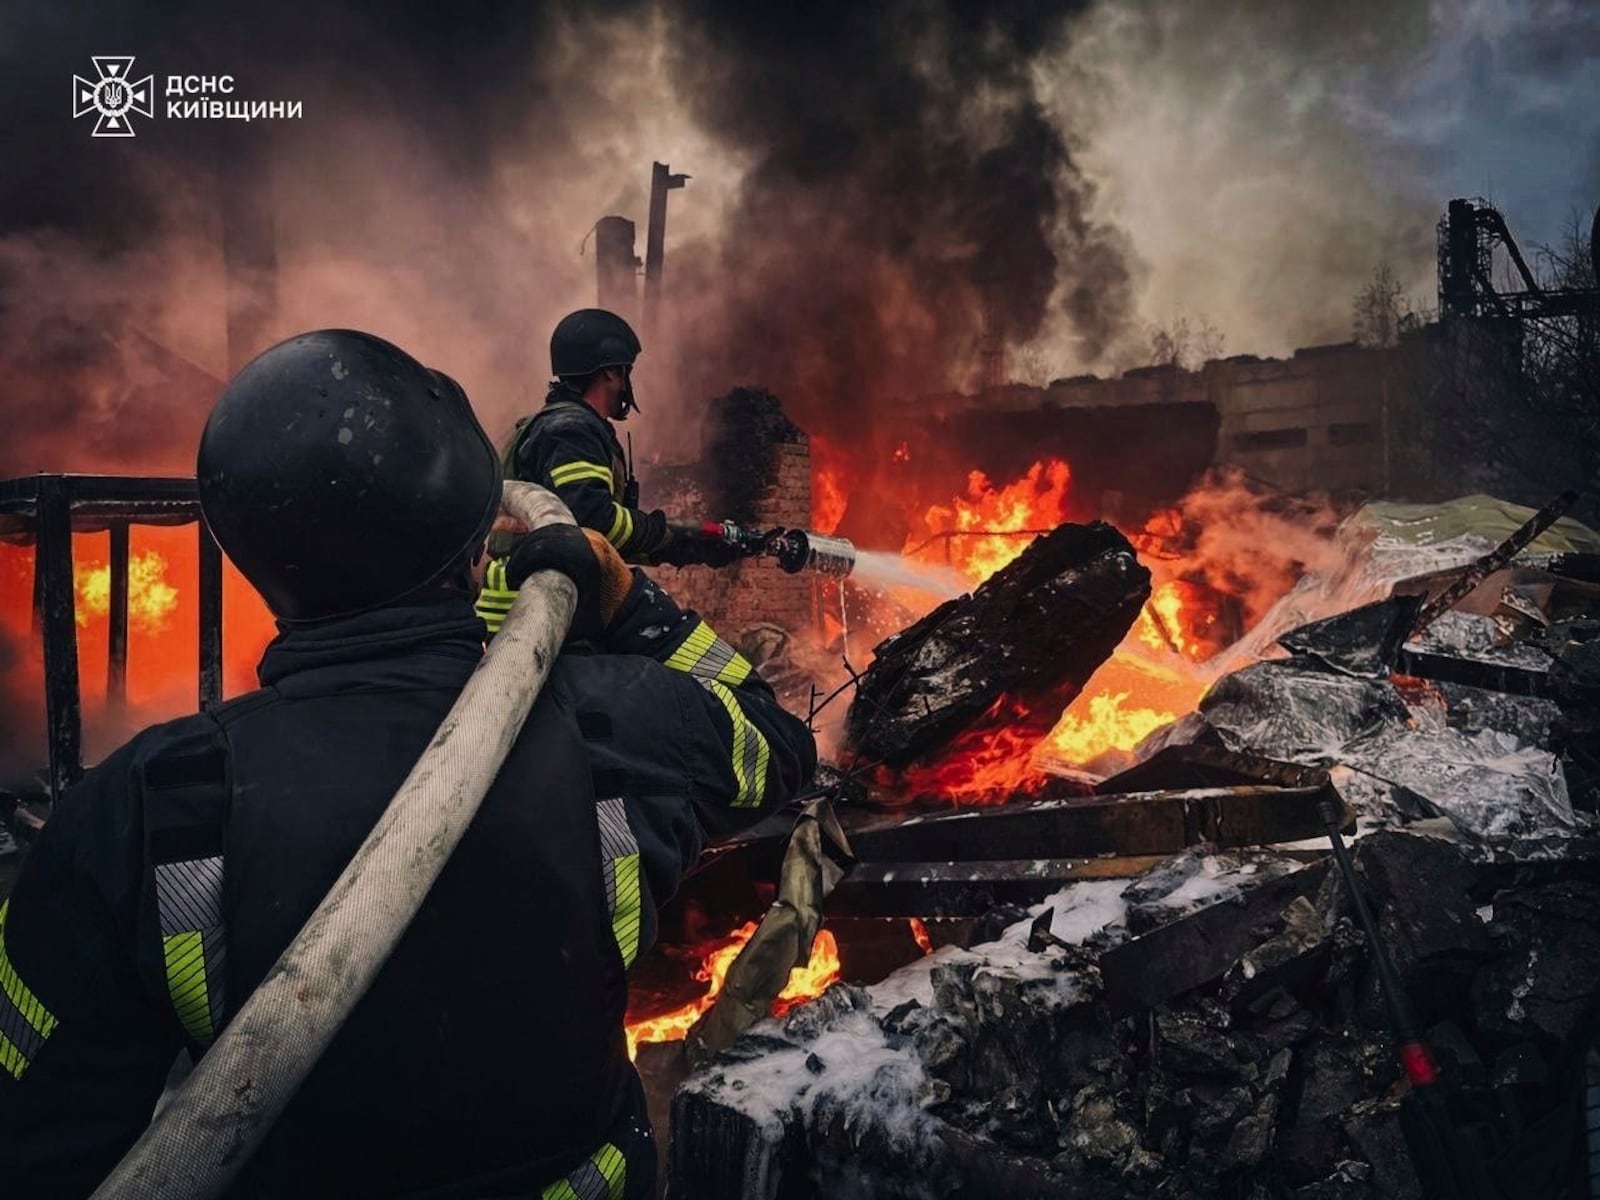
506, 386, 672, 564
0, 574, 815, 1199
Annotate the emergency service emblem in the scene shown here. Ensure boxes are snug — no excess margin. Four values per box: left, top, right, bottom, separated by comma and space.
73, 56, 154, 137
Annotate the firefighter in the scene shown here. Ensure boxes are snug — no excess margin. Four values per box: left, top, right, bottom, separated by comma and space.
0, 329, 816, 1199
503, 307, 738, 569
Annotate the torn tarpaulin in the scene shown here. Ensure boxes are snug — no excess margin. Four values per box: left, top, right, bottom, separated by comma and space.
686, 798, 853, 1066
1187, 662, 1409, 764
1338, 724, 1575, 841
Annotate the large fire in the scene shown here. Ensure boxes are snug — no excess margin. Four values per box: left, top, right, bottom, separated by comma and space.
912, 460, 1073, 581
624, 922, 841, 1060
0, 526, 278, 766
75, 551, 180, 634
820, 457, 1229, 802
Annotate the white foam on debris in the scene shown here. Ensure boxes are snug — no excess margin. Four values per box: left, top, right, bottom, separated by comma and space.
1151, 856, 1298, 913
869, 878, 1130, 1016
705, 1005, 933, 1150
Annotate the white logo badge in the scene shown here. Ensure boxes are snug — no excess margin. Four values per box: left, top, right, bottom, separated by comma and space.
73, 56, 154, 137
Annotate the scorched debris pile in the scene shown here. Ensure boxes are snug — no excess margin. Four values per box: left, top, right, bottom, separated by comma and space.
667, 497, 1600, 1199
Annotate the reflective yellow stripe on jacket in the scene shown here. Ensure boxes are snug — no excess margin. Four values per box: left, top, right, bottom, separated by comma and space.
660, 621, 770, 808
663, 620, 753, 686
155, 855, 226, 1045
595, 798, 643, 968
0, 900, 59, 1080
604, 504, 634, 550
476, 557, 517, 636
541, 1140, 626, 1200
549, 460, 615, 491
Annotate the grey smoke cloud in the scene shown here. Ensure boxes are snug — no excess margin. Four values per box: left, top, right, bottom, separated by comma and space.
0, 0, 1595, 473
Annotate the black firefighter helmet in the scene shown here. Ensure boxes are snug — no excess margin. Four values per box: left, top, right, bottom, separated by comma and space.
197, 329, 502, 624
550, 307, 641, 378
550, 308, 643, 418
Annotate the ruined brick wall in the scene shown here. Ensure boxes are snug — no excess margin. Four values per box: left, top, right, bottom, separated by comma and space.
643, 391, 815, 649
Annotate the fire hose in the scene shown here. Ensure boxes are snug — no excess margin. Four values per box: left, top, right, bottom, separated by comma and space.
92, 481, 576, 1199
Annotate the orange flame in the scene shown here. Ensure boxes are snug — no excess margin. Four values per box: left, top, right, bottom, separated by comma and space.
1, 527, 279, 750
909, 918, 934, 955
75, 551, 180, 634
811, 436, 850, 536
880, 460, 1219, 798
910, 459, 1073, 582
1046, 691, 1177, 763
624, 922, 841, 1060
888, 698, 1051, 804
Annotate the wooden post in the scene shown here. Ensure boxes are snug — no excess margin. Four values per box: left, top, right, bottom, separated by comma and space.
36, 476, 83, 798
108, 522, 129, 711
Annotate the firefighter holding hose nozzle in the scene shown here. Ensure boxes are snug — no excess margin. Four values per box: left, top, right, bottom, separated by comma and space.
478, 307, 858, 632
496, 307, 740, 568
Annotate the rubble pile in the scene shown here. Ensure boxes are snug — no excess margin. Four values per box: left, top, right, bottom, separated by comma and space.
672, 501, 1600, 1197
671, 837, 1600, 1198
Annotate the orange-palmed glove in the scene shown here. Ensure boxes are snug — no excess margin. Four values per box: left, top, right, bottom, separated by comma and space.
502, 524, 632, 640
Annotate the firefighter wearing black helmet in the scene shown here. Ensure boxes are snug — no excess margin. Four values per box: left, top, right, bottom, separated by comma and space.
500, 308, 734, 568
0, 330, 816, 1198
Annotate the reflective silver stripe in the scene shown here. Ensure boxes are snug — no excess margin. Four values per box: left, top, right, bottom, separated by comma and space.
596, 798, 638, 868
155, 856, 223, 935
565, 1158, 609, 1200
0, 901, 56, 1079
596, 798, 643, 967
663, 620, 752, 686
156, 856, 226, 1042
542, 1142, 626, 1200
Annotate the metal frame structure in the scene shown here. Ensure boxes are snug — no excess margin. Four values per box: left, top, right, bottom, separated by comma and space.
0, 474, 223, 802
1438, 197, 1600, 323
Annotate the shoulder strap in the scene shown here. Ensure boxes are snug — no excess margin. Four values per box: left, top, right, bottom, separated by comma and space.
500, 414, 536, 479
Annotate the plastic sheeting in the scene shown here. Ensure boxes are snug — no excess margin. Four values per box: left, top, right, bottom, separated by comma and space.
1352, 495, 1600, 557
1338, 725, 1575, 841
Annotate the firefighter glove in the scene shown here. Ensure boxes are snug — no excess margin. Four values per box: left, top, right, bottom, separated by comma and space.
503, 525, 632, 641
659, 524, 745, 569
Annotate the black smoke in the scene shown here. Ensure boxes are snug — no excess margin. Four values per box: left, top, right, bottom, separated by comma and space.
661, 0, 1130, 430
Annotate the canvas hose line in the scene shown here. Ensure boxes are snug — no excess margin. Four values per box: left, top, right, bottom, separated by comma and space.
92, 481, 577, 1199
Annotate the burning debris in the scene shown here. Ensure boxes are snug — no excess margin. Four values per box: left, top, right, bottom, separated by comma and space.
664, 487, 1600, 1197
845, 521, 1150, 799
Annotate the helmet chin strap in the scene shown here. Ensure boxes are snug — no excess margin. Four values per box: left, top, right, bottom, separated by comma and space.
612, 378, 638, 420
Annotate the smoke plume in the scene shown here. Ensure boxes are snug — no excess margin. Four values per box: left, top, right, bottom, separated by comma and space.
1, 0, 1596, 775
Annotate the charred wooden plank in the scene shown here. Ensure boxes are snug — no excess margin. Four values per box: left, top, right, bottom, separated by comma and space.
826, 857, 1174, 918
845, 786, 1338, 864
844, 522, 1149, 771
1098, 864, 1328, 1017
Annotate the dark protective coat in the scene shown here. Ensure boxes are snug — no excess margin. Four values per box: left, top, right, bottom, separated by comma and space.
0, 575, 814, 1198
507, 387, 674, 564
